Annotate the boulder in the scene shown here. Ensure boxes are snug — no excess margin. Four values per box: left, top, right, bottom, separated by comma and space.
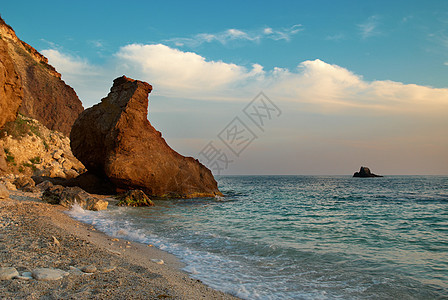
70, 76, 222, 198
353, 166, 382, 178
4, 180, 16, 191
41, 185, 65, 204
116, 190, 154, 207
13, 176, 35, 189
31, 268, 69, 281
42, 185, 108, 211
0, 183, 9, 199
0, 267, 19, 280
80, 265, 97, 273
63, 169, 79, 179
36, 180, 54, 191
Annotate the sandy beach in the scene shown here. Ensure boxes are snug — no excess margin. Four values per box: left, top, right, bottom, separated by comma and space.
0, 191, 238, 299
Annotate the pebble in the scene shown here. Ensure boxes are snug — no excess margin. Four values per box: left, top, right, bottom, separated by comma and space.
68, 266, 84, 276
107, 249, 121, 255
151, 259, 164, 265
32, 268, 69, 281
99, 266, 116, 273
52, 236, 60, 247
80, 265, 97, 273
0, 267, 19, 280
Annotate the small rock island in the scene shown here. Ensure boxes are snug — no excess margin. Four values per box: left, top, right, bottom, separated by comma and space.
353, 166, 383, 177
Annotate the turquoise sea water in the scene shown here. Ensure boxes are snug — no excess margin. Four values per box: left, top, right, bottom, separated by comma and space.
69, 176, 448, 299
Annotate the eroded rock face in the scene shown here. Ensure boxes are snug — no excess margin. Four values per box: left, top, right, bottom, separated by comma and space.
0, 16, 83, 135
0, 38, 22, 129
71, 76, 222, 198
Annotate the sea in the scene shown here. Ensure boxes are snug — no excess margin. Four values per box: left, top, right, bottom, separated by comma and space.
68, 175, 448, 299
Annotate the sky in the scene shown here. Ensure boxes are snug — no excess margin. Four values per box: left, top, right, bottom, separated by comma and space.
2, 0, 448, 175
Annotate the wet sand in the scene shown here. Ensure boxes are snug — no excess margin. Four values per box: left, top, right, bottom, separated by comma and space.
0, 191, 238, 299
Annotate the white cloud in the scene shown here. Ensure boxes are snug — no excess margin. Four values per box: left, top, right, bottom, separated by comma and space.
358, 16, 381, 39
44, 44, 448, 116
41, 49, 98, 76
114, 44, 448, 115
41, 49, 113, 106
165, 25, 303, 47
114, 44, 265, 97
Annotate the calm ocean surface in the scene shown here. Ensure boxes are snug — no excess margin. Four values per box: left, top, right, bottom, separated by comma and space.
69, 176, 448, 299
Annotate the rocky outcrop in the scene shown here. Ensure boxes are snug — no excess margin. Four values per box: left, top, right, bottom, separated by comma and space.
353, 166, 382, 177
0, 115, 85, 177
71, 76, 222, 198
0, 16, 83, 135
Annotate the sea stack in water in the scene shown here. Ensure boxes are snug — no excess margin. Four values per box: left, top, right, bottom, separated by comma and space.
70, 76, 222, 198
353, 166, 382, 177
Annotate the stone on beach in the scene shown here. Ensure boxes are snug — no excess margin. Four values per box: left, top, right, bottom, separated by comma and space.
42, 185, 108, 211
70, 75, 222, 198
31, 268, 69, 281
0, 183, 9, 199
36, 180, 53, 191
4, 181, 16, 191
116, 189, 155, 207
151, 259, 164, 265
80, 265, 97, 273
0, 267, 19, 280
13, 176, 35, 190
68, 266, 84, 275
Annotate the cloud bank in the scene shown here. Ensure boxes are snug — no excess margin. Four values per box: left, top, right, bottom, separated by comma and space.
43, 44, 448, 115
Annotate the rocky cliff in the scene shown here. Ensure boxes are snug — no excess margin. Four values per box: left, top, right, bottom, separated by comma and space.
0, 16, 83, 136
0, 36, 22, 129
71, 76, 222, 198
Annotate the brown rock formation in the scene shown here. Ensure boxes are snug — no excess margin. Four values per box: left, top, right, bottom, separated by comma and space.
0, 37, 22, 129
0, 16, 83, 135
71, 76, 222, 198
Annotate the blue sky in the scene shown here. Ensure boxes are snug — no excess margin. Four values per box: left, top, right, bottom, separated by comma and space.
2, 1, 448, 174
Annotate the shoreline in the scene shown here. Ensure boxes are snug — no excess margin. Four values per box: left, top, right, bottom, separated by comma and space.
0, 190, 238, 299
